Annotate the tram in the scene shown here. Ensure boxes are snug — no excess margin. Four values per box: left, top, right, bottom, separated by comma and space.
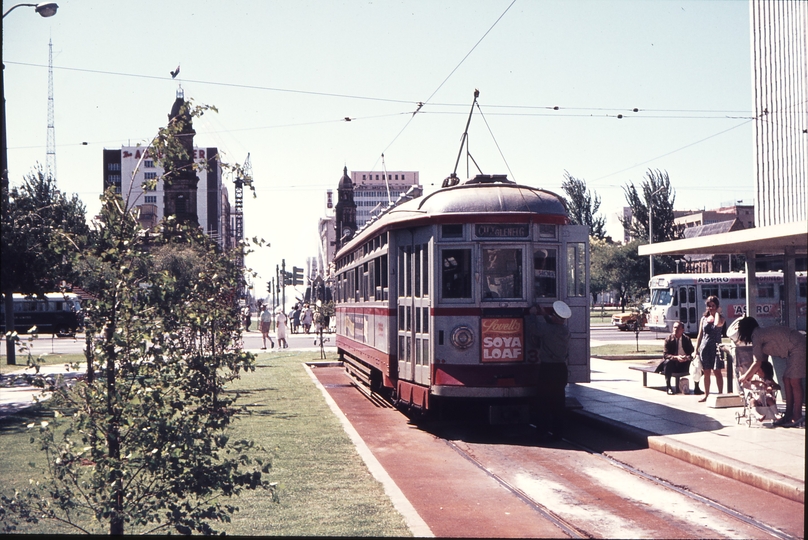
334, 174, 590, 423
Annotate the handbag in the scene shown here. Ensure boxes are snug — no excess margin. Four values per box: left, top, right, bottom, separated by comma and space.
689, 354, 703, 382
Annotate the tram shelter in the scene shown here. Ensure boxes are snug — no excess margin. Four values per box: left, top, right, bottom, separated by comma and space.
638, 220, 808, 330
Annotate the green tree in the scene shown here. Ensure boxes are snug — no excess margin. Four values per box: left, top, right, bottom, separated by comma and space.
1, 166, 89, 364
1, 103, 275, 535
590, 237, 650, 310
620, 169, 682, 276
560, 171, 607, 239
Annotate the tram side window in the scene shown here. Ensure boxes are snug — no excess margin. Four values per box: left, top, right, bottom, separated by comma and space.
441, 249, 472, 299
381, 254, 389, 300
566, 243, 586, 297
533, 248, 557, 298
483, 248, 522, 300
415, 247, 421, 297
441, 224, 463, 239
422, 245, 429, 297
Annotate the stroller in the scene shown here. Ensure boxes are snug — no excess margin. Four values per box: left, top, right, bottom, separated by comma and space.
729, 344, 781, 427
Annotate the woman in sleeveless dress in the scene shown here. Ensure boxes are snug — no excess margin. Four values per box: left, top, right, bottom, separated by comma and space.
695, 295, 725, 403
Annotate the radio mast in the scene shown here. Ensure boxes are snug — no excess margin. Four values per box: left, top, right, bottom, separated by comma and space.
45, 38, 56, 179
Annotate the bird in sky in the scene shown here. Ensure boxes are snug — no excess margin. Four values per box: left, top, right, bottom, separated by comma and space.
170, 65, 180, 79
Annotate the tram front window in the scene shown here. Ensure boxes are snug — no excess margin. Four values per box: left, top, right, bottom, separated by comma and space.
441, 249, 472, 299
483, 248, 522, 300
533, 248, 557, 298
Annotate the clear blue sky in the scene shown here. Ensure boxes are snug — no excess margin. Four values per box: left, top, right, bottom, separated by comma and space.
3, 0, 753, 298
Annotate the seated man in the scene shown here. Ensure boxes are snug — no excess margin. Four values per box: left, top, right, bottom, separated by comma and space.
659, 321, 699, 395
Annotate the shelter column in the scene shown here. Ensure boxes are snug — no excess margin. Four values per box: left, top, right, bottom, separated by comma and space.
744, 252, 757, 320
783, 246, 797, 329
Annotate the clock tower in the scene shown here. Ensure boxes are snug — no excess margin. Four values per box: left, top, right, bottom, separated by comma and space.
162, 87, 200, 226
334, 166, 356, 249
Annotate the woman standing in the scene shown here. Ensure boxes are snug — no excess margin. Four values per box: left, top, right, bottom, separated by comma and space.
275, 307, 289, 349
737, 317, 805, 428
695, 295, 725, 403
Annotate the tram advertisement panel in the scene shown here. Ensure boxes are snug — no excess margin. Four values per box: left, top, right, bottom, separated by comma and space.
481, 318, 523, 362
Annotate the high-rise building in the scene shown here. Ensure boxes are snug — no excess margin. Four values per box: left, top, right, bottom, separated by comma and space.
750, 0, 807, 227
350, 170, 420, 228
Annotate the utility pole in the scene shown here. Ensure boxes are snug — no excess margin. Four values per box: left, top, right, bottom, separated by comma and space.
648, 186, 666, 281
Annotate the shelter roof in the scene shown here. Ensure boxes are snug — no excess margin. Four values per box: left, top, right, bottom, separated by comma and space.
639, 220, 807, 256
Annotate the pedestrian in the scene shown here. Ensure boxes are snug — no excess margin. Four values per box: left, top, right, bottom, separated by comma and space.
259, 305, 274, 350
301, 305, 313, 334
735, 317, 805, 428
275, 307, 289, 349
292, 305, 301, 334
695, 295, 725, 403
526, 300, 571, 439
244, 306, 252, 332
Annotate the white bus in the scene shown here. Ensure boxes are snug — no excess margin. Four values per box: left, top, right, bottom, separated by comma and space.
646, 271, 807, 336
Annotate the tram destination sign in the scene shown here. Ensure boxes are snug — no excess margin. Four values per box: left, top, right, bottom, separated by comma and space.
475, 224, 529, 238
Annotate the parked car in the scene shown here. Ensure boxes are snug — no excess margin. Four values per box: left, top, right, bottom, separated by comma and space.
611, 305, 648, 331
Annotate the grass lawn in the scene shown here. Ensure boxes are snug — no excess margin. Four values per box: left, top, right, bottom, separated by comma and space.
0, 353, 86, 375
590, 343, 660, 356
0, 351, 412, 536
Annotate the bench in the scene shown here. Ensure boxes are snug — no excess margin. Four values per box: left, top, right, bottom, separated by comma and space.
629, 361, 690, 389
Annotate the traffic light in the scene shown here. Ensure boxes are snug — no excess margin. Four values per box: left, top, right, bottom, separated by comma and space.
282, 270, 292, 286
292, 267, 304, 286
267, 281, 272, 294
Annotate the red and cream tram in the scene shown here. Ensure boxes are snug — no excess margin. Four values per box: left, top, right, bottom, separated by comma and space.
334, 174, 590, 423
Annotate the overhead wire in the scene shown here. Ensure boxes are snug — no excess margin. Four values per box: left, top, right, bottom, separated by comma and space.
5, 60, 755, 121
368, 0, 517, 172
590, 118, 754, 184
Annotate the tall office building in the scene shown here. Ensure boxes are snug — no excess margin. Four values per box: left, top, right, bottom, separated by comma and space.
750, 0, 807, 227
350, 170, 420, 228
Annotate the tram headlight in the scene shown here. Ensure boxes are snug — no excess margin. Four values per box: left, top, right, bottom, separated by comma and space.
450, 325, 474, 350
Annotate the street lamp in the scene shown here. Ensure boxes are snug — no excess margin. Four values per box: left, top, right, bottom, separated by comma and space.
2, 2, 59, 365
648, 186, 666, 281
3, 2, 58, 18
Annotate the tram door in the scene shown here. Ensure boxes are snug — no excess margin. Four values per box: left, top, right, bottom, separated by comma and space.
397, 234, 431, 386
678, 286, 698, 334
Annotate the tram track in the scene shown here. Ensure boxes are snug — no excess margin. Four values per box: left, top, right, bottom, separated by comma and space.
443, 425, 796, 540
561, 434, 794, 540
444, 438, 591, 539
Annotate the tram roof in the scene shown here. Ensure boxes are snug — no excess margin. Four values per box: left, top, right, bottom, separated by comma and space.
341, 179, 568, 253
